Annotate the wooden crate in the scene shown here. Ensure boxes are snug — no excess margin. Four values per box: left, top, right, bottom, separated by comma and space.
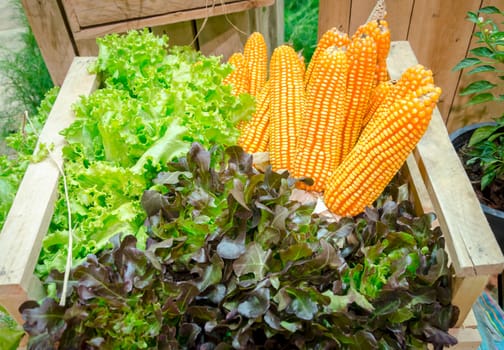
21, 0, 281, 85
1, 41, 503, 349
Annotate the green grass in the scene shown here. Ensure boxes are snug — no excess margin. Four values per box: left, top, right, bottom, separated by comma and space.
284, 0, 319, 63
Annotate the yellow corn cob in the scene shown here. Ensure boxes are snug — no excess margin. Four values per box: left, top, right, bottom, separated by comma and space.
334, 34, 377, 164
238, 81, 271, 153
354, 20, 391, 85
293, 46, 348, 192
304, 28, 350, 89
372, 64, 434, 122
324, 83, 441, 217
362, 80, 394, 128
269, 45, 305, 171
243, 32, 268, 97
224, 52, 250, 96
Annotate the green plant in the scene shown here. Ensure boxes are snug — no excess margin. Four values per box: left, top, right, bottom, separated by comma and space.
21, 143, 458, 350
284, 0, 319, 62
465, 116, 504, 190
0, 0, 53, 136
453, 5, 504, 191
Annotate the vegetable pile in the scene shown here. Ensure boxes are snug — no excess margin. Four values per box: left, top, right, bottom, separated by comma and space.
21, 143, 458, 349
7, 14, 456, 350
234, 21, 441, 217
36, 30, 255, 277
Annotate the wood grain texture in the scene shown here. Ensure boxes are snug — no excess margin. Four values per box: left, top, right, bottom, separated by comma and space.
350, 0, 415, 41
348, 0, 375, 35
65, 0, 243, 28
0, 57, 99, 321
317, 0, 351, 39
452, 275, 489, 328
379, 0, 414, 41
21, 0, 76, 86
248, 0, 284, 56
152, 21, 197, 48
196, 11, 250, 61
75, 38, 99, 56
407, 0, 483, 120
72, 0, 274, 40
389, 41, 504, 278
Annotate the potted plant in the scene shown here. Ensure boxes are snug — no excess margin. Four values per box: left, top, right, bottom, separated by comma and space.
450, 5, 504, 249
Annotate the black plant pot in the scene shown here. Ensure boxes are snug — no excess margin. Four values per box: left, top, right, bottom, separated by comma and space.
450, 123, 504, 252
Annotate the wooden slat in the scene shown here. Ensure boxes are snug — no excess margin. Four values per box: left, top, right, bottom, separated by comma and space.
75, 38, 99, 56
65, 0, 243, 28
152, 21, 197, 49
0, 275, 43, 325
72, 0, 275, 41
388, 41, 504, 277
317, 0, 351, 39
348, 0, 414, 40
407, 0, 483, 121
0, 57, 99, 322
248, 0, 284, 56
452, 275, 489, 328
348, 0, 375, 35
404, 155, 436, 216
21, 0, 76, 86
380, 0, 414, 41
196, 11, 250, 61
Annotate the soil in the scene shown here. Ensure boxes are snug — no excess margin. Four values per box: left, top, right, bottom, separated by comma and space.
458, 144, 504, 211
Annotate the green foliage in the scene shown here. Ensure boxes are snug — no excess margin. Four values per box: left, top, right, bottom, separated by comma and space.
466, 117, 504, 190
0, 305, 24, 350
452, 6, 504, 106
454, 6, 504, 190
21, 144, 459, 350
0, 0, 53, 138
0, 87, 59, 230
284, 0, 319, 62
36, 29, 255, 278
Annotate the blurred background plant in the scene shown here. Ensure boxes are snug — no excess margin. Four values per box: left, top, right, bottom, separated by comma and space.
284, 0, 319, 63
0, 0, 53, 149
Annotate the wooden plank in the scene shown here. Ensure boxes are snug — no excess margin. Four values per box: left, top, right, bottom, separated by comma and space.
387, 41, 504, 277
21, 0, 76, 86
152, 21, 197, 49
60, 0, 81, 33
348, 0, 375, 35
66, 0, 243, 28
446, 0, 504, 133
318, 0, 413, 40
0, 57, 99, 322
317, 0, 351, 39
248, 0, 284, 56
404, 155, 436, 217
407, 0, 483, 121
196, 11, 251, 61
72, 0, 275, 41
0, 275, 43, 325
452, 275, 489, 328
75, 38, 99, 56
380, 0, 414, 41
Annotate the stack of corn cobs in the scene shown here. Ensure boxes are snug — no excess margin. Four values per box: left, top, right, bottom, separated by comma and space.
225, 19, 441, 217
